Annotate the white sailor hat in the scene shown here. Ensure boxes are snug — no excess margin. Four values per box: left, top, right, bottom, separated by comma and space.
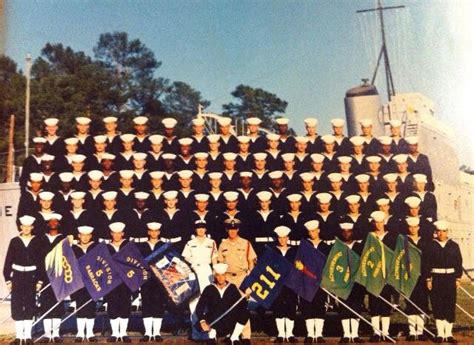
178, 137, 193, 146
247, 117, 262, 125
195, 193, 210, 202
389, 119, 402, 127
149, 171, 165, 179
223, 191, 239, 201
328, 173, 343, 183
304, 118, 318, 127
44, 118, 59, 126
330, 118, 345, 127
304, 220, 320, 231
133, 116, 148, 125
321, 134, 336, 144
194, 152, 209, 159
275, 118, 289, 125
376, 198, 390, 206
237, 135, 251, 144
239, 171, 252, 178
178, 170, 193, 179
393, 154, 408, 164
355, 174, 370, 183
120, 133, 135, 142
350, 136, 365, 146
274, 226, 291, 237
413, 174, 427, 183
163, 190, 178, 200
339, 222, 354, 230
316, 192, 332, 204
102, 153, 116, 160
218, 117, 232, 126
71, 191, 86, 199
378, 136, 393, 145
41, 154, 55, 161
213, 263, 228, 275
345, 195, 361, 204
132, 152, 147, 160
134, 191, 149, 200
103, 116, 118, 123
30, 172, 43, 182
266, 133, 280, 141
59, 172, 74, 183
434, 220, 449, 231
281, 153, 295, 162
359, 119, 372, 127
102, 191, 118, 200
75, 117, 91, 125
208, 172, 223, 179
162, 117, 177, 128
253, 152, 268, 161
287, 194, 302, 202
19, 215, 36, 226
256, 191, 272, 202
43, 213, 62, 221
109, 222, 125, 233
88, 170, 104, 181
370, 210, 386, 222
162, 153, 176, 160
223, 152, 237, 161
119, 170, 134, 179
78, 226, 94, 235
383, 173, 398, 183
149, 134, 164, 145
299, 172, 314, 182
94, 135, 107, 144
366, 155, 382, 163
337, 156, 352, 164
406, 217, 420, 227
405, 196, 421, 208
405, 136, 419, 145
33, 137, 47, 144
311, 153, 325, 163
295, 136, 309, 144
147, 222, 162, 230
207, 134, 220, 143
192, 117, 205, 126
39, 191, 55, 201
268, 171, 283, 179
224, 218, 241, 229
65, 137, 79, 145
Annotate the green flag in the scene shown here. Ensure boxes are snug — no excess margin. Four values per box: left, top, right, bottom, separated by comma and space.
355, 233, 394, 296
387, 234, 421, 297
321, 238, 360, 300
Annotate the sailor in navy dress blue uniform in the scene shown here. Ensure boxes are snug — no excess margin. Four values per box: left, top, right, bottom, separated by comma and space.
43, 118, 65, 158
422, 220, 463, 343
218, 117, 239, 153
246, 117, 267, 154
161, 118, 180, 154
20, 137, 47, 189
405, 136, 434, 191
191, 118, 209, 154
62, 191, 92, 236
275, 118, 296, 154
340, 195, 371, 241
331, 119, 351, 156
74, 117, 95, 157
132, 116, 151, 153
92, 191, 127, 241
236, 136, 254, 171
4, 215, 44, 345
156, 190, 188, 251
304, 118, 323, 154
115, 134, 136, 171
280, 194, 308, 244
249, 191, 280, 256
103, 116, 122, 156
146, 134, 164, 172
17, 172, 43, 218
314, 193, 339, 240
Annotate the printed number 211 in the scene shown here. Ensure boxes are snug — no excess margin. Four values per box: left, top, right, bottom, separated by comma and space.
251, 266, 281, 300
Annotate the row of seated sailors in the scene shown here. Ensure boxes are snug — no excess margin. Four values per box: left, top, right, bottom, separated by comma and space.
37, 116, 412, 158
17, 187, 437, 250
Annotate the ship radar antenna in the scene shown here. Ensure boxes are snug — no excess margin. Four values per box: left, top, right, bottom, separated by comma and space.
357, 0, 405, 101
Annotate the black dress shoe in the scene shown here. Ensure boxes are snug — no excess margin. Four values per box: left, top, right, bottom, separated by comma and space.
140, 336, 151, 342
446, 337, 457, 343
74, 338, 83, 343
274, 337, 284, 343
304, 337, 315, 344
122, 336, 132, 343
369, 335, 381, 343
240, 339, 251, 345
53, 337, 63, 343
38, 338, 50, 344
316, 337, 325, 343
155, 336, 164, 342
9, 339, 20, 345
418, 334, 428, 341
288, 337, 298, 343
25, 339, 33, 345
406, 335, 416, 342
107, 336, 117, 343
340, 337, 350, 343
87, 337, 98, 342
433, 337, 443, 343
353, 337, 364, 343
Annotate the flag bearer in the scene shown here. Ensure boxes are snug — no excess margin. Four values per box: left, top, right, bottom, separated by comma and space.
182, 221, 218, 341
138, 222, 168, 342
423, 220, 463, 343
71, 226, 97, 342
4, 215, 43, 345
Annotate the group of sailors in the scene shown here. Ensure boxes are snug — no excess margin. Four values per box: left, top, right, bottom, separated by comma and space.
4, 114, 463, 344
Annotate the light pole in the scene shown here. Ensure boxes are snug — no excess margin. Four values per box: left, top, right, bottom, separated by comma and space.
24, 53, 32, 157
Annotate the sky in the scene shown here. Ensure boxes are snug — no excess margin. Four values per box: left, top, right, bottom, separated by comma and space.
4, 0, 474, 165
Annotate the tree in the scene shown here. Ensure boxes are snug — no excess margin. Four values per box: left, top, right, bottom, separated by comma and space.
222, 84, 288, 129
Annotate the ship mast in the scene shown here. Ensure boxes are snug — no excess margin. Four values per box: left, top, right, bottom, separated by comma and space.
357, 0, 404, 101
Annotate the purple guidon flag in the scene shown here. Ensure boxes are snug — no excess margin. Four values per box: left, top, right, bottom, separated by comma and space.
78, 243, 123, 301
112, 242, 150, 292
45, 238, 85, 302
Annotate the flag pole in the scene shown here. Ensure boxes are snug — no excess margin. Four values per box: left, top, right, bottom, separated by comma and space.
377, 294, 435, 337
32, 300, 63, 328
34, 299, 94, 343
322, 288, 396, 343
36, 283, 52, 296
0, 293, 11, 303
456, 303, 474, 320
0, 316, 11, 324
398, 291, 432, 321
209, 295, 246, 327
459, 286, 474, 300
